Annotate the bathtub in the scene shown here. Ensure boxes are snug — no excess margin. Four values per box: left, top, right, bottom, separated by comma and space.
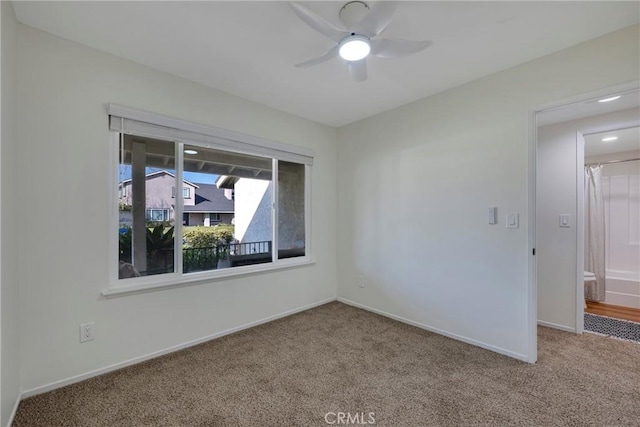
605, 270, 640, 309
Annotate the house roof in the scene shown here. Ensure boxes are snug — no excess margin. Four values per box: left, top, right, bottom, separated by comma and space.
119, 170, 199, 188
184, 183, 234, 214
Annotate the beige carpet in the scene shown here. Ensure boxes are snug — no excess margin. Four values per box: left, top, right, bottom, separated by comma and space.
13, 302, 640, 426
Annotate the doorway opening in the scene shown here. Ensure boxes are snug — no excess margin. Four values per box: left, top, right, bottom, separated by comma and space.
583, 126, 640, 327
534, 85, 639, 343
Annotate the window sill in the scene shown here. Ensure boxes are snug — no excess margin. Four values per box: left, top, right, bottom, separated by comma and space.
102, 258, 315, 298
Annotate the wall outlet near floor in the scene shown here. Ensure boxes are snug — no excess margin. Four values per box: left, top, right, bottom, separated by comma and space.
80, 322, 95, 343
357, 275, 366, 288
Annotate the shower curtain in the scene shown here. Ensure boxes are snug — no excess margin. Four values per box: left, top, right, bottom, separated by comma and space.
584, 165, 606, 302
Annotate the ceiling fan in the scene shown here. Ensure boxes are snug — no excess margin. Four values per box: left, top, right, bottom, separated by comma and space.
291, 1, 433, 82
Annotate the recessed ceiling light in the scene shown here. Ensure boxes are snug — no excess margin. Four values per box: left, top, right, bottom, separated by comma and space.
598, 96, 621, 103
602, 136, 618, 142
184, 149, 198, 155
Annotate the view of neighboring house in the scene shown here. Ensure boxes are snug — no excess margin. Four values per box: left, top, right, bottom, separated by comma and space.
119, 170, 234, 226
183, 183, 234, 226
217, 163, 305, 260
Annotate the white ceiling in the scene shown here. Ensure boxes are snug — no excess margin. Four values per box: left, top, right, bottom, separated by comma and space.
12, 1, 640, 127
585, 126, 640, 157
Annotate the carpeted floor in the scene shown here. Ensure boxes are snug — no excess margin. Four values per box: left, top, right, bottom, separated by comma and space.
13, 302, 640, 426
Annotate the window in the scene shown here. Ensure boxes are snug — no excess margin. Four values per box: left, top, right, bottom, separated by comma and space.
146, 209, 170, 222
171, 187, 191, 198
183, 144, 273, 272
109, 104, 313, 294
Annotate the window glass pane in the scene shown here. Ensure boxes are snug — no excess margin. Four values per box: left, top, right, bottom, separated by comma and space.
183, 187, 190, 198
278, 161, 306, 259
118, 135, 176, 279
182, 144, 272, 273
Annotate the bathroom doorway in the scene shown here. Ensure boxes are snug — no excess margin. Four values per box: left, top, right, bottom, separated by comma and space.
535, 85, 640, 339
583, 126, 640, 329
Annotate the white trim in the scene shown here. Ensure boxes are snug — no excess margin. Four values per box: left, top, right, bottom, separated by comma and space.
109, 133, 120, 286
104, 258, 315, 297
305, 164, 312, 261
537, 320, 577, 333
606, 269, 640, 281
20, 297, 336, 399
175, 142, 184, 275
337, 298, 531, 363
107, 104, 313, 165
527, 109, 538, 363
576, 132, 585, 334
272, 158, 279, 263
5, 394, 21, 427
532, 81, 640, 117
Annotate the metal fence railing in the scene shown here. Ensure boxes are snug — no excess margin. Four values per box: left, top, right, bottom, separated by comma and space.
183, 241, 272, 273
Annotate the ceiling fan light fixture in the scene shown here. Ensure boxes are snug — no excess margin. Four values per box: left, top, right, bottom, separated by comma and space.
339, 34, 371, 61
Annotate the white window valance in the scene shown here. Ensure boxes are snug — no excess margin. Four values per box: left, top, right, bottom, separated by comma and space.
108, 104, 314, 165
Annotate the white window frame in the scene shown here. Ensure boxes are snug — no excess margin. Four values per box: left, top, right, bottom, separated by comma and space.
172, 187, 191, 199
106, 104, 313, 297
146, 208, 169, 222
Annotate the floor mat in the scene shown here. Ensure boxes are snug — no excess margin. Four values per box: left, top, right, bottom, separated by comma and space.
584, 313, 640, 343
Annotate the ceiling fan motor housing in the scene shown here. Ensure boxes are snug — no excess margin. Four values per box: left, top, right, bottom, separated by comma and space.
339, 1, 370, 28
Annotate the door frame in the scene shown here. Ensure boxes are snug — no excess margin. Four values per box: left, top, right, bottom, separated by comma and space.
576, 131, 585, 334
528, 81, 639, 359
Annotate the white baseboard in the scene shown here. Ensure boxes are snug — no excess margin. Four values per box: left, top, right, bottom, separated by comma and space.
537, 320, 576, 333
5, 394, 21, 427
337, 297, 531, 363
605, 291, 640, 309
21, 297, 336, 399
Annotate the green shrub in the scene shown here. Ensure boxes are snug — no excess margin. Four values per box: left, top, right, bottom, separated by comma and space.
183, 225, 234, 248
118, 225, 175, 274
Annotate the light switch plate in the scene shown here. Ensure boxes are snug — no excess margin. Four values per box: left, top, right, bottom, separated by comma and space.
506, 213, 519, 229
559, 214, 571, 228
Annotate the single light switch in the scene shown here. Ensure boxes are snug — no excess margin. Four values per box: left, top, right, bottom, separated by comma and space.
488, 207, 497, 225
506, 213, 519, 229
559, 214, 571, 228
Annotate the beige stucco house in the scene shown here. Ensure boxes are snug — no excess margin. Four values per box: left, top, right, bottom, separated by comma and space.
119, 170, 233, 226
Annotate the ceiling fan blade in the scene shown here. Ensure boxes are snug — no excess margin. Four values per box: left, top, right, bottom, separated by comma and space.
370, 39, 433, 59
354, 2, 398, 37
348, 59, 367, 82
290, 2, 348, 42
294, 45, 339, 68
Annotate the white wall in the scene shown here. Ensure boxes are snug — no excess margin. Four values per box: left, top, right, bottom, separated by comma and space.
16, 23, 338, 393
234, 179, 272, 244
538, 109, 639, 330
1, 1, 21, 425
337, 25, 640, 361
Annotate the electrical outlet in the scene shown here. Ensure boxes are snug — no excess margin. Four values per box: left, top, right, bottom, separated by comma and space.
357, 275, 366, 288
80, 322, 95, 343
